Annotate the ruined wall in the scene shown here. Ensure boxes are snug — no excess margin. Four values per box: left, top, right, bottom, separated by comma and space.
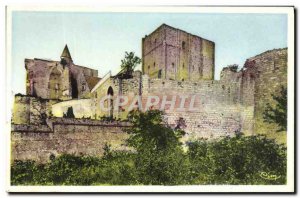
249, 48, 288, 143
92, 76, 120, 119
25, 59, 71, 100
11, 118, 130, 163
220, 65, 255, 136
91, 71, 142, 120
92, 74, 244, 139
219, 48, 288, 142
141, 78, 244, 139
69, 64, 99, 99
52, 99, 93, 118
91, 69, 255, 140
12, 95, 59, 125
25, 58, 99, 101
142, 24, 215, 81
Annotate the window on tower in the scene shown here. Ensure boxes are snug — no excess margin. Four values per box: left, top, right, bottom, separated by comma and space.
158, 69, 162, 79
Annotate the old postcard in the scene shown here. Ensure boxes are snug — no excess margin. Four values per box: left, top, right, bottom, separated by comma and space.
6, 6, 294, 193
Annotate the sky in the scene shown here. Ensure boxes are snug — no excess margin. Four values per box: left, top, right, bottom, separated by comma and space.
11, 11, 287, 94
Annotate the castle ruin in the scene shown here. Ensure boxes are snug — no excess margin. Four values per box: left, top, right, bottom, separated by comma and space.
11, 24, 287, 162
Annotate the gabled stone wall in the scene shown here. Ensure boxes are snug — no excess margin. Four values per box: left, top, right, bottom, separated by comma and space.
11, 118, 130, 163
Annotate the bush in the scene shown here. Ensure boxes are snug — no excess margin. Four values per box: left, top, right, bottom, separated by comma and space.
11, 134, 286, 185
11, 152, 137, 186
11, 160, 45, 185
187, 135, 286, 185
125, 110, 188, 185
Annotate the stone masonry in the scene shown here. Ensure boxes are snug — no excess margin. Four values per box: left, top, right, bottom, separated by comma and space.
11, 24, 288, 162
11, 118, 130, 163
142, 24, 215, 81
25, 45, 100, 100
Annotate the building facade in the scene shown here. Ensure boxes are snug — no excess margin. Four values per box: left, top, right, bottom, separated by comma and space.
25, 45, 100, 100
11, 24, 288, 162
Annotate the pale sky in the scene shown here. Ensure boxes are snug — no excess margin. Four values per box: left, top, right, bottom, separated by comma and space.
11, 11, 287, 94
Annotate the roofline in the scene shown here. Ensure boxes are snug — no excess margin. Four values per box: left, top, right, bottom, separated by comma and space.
91, 71, 112, 93
143, 23, 215, 43
247, 47, 287, 60
73, 64, 98, 72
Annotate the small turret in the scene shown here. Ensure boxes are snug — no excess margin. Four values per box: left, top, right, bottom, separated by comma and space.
60, 44, 73, 65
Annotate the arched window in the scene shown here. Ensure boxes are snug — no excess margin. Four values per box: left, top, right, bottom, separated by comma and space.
107, 86, 114, 118
107, 86, 114, 95
49, 67, 62, 99
158, 69, 162, 79
82, 83, 86, 91
71, 75, 78, 98
182, 41, 186, 49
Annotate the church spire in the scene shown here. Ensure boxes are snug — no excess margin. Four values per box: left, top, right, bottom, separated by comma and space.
60, 44, 72, 61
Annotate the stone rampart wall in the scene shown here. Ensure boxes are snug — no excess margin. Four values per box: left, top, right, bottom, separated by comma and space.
11, 118, 130, 163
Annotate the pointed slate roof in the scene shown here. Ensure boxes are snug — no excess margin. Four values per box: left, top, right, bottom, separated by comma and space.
61, 44, 72, 60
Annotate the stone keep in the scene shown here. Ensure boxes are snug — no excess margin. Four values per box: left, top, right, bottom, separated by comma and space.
142, 24, 215, 81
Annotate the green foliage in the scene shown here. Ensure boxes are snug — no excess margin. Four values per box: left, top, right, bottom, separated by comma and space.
187, 135, 286, 185
126, 110, 185, 152
11, 110, 286, 186
227, 64, 239, 72
11, 160, 46, 185
99, 115, 116, 122
63, 107, 75, 118
263, 86, 287, 131
11, 153, 137, 186
125, 110, 188, 185
119, 51, 141, 76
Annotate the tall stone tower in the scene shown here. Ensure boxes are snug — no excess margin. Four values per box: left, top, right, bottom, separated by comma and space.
142, 24, 215, 81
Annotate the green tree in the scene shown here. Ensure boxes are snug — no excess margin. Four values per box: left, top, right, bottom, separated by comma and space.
187, 135, 286, 185
126, 110, 185, 152
120, 52, 141, 77
263, 86, 287, 131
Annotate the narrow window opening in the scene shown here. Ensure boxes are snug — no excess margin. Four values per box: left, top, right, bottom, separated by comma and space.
158, 69, 162, 79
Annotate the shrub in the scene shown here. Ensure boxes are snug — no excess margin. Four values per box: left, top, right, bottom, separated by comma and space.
187, 135, 286, 185
11, 110, 287, 186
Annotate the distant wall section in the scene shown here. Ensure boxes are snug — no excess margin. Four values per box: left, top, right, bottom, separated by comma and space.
11, 118, 130, 163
